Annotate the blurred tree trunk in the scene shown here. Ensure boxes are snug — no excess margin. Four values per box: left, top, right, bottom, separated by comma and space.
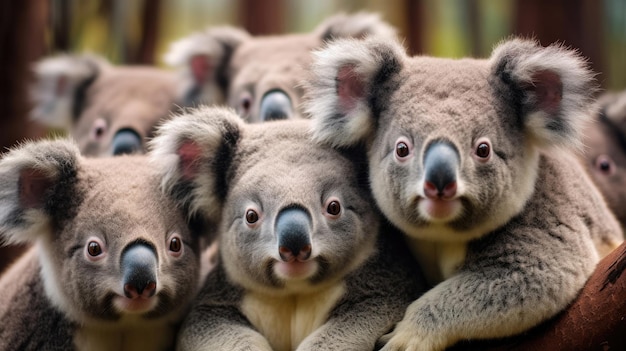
514, 0, 604, 90
239, 0, 284, 35
0, 0, 48, 274
133, 0, 161, 64
405, 0, 424, 55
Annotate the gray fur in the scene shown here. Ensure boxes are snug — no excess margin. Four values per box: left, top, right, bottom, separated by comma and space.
150, 107, 425, 351
304, 37, 624, 350
0, 140, 204, 351
165, 12, 396, 122
30, 54, 180, 157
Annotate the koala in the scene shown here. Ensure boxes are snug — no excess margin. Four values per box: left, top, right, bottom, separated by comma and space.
0, 140, 205, 350
580, 91, 626, 229
149, 106, 426, 351
164, 12, 396, 122
304, 37, 624, 351
30, 54, 180, 157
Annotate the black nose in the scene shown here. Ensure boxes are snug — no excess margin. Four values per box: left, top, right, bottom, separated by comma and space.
111, 129, 142, 156
275, 207, 312, 262
260, 90, 293, 121
423, 141, 459, 200
121, 243, 157, 299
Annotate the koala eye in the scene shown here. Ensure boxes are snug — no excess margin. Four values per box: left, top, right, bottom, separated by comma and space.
85, 238, 106, 261
91, 118, 108, 141
394, 138, 413, 161
168, 234, 184, 257
238, 92, 253, 117
169, 236, 182, 253
87, 241, 102, 256
324, 198, 342, 218
595, 155, 615, 175
473, 138, 492, 161
245, 209, 259, 224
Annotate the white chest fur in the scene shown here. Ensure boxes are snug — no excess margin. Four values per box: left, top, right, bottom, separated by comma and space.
407, 238, 467, 286
241, 283, 346, 351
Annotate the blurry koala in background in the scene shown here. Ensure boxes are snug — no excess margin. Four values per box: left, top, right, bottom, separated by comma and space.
30, 54, 181, 157
165, 12, 397, 123
580, 91, 626, 231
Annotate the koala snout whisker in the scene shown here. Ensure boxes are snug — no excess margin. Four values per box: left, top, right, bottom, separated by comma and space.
423, 141, 460, 200
275, 207, 313, 262
121, 243, 158, 299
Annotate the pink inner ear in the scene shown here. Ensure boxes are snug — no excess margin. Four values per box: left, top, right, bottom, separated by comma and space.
19, 169, 53, 209
178, 141, 203, 180
190, 55, 212, 86
529, 70, 563, 114
337, 65, 366, 112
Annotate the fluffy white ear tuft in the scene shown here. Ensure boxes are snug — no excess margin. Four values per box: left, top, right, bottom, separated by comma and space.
164, 26, 250, 107
29, 54, 102, 131
490, 38, 596, 151
0, 140, 81, 245
304, 37, 406, 148
149, 106, 242, 222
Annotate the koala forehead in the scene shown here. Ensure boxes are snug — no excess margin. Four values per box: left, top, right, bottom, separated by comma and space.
377, 56, 515, 149
229, 120, 362, 204
72, 67, 178, 156
228, 34, 320, 108
61, 156, 189, 248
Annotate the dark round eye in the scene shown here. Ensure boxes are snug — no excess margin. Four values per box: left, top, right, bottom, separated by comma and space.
246, 209, 259, 224
91, 118, 107, 140
87, 241, 102, 256
327, 200, 341, 216
476, 142, 490, 158
595, 155, 615, 175
241, 96, 251, 114
169, 237, 182, 252
396, 141, 410, 158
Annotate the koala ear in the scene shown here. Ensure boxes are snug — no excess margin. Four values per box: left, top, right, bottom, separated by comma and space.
490, 38, 596, 150
149, 106, 242, 222
0, 140, 81, 245
304, 37, 406, 148
29, 54, 102, 131
164, 26, 250, 107
315, 12, 397, 42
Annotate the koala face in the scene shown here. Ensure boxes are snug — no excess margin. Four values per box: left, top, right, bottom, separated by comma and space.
305, 37, 595, 243
165, 13, 396, 123
580, 91, 626, 227
31, 55, 179, 157
0, 141, 202, 325
150, 107, 378, 295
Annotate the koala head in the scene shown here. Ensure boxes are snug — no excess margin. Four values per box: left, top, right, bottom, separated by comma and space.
165, 12, 396, 123
305, 37, 595, 243
30, 54, 179, 157
150, 107, 378, 294
581, 91, 626, 227
0, 140, 203, 325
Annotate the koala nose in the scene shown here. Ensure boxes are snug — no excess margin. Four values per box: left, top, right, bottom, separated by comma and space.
275, 207, 312, 262
121, 243, 158, 299
111, 129, 142, 156
260, 90, 293, 121
423, 141, 460, 200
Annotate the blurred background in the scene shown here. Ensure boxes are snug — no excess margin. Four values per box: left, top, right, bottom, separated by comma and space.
1, 0, 625, 150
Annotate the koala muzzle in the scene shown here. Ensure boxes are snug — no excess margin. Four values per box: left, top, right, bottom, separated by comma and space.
423, 141, 459, 200
121, 243, 158, 299
276, 207, 312, 262
260, 90, 293, 121
111, 128, 142, 156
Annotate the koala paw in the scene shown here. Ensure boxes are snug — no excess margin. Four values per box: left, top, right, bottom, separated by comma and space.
378, 322, 445, 351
